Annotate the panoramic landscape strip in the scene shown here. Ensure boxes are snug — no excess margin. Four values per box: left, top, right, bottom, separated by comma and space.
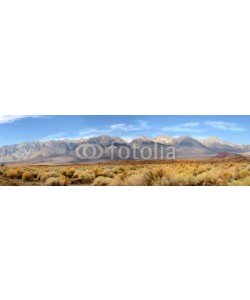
0, 115, 249, 186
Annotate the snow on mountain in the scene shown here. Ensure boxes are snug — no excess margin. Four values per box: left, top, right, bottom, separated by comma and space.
0, 135, 249, 163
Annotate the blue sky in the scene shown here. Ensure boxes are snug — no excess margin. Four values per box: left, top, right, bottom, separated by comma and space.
0, 115, 249, 146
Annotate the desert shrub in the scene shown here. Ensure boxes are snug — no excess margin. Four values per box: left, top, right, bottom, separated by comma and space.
150, 167, 176, 185
4, 169, 22, 179
194, 170, 231, 186
236, 169, 250, 180
145, 169, 165, 185
1, 160, 248, 186
62, 167, 76, 178
80, 171, 95, 184
194, 172, 207, 185
100, 169, 115, 178
221, 169, 237, 180
72, 169, 84, 178
124, 167, 174, 186
92, 176, 112, 186
148, 170, 196, 186
70, 178, 85, 184
8, 181, 22, 186
0, 179, 7, 185
111, 167, 123, 175
45, 176, 68, 186
73, 170, 95, 184
38, 171, 61, 182
194, 165, 212, 175
31, 170, 39, 179
109, 173, 127, 186
230, 176, 250, 186
124, 173, 146, 186
194, 171, 216, 186
93, 167, 104, 177
117, 166, 126, 172
22, 171, 32, 181
171, 173, 196, 186
221, 168, 240, 182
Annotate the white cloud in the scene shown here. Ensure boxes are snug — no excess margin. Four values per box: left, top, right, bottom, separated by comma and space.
109, 121, 148, 132
0, 115, 41, 124
163, 122, 203, 133
78, 128, 104, 136
181, 122, 200, 127
110, 124, 126, 130
77, 121, 149, 138
41, 132, 66, 141
205, 121, 244, 132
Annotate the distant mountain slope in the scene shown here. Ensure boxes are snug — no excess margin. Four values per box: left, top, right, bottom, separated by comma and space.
199, 137, 250, 153
0, 135, 249, 163
210, 153, 249, 162
174, 136, 213, 157
212, 152, 232, 159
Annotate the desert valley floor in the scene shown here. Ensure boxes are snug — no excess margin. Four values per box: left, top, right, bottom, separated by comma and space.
0, 156, 250, 186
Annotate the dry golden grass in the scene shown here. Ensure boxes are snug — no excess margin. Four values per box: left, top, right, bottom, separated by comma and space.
92, 176, 112, 186
22, 171, 32, 182
61, 167, 76, 178
0, 159, 249, 186
72, 170, 95, 184
38, 171, 61, 182
45, 176, 68, 186
4, 169, 22, 179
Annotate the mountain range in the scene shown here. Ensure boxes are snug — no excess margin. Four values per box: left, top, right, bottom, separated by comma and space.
0, 135, 250, 164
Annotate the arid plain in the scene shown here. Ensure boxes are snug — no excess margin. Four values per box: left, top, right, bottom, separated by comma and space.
1, 155, 250, 186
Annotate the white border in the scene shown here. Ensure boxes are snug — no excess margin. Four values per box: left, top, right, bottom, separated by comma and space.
1, 187, 250, 299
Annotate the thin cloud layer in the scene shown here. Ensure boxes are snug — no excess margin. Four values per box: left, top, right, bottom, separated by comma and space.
0, 115, 41, 125
162, 121, 245, 134
205, 121, 244, 132
163, 122, 203, 133
110, 121, 148, 132
79, 121, 149, 138
41, 132, 67, 141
